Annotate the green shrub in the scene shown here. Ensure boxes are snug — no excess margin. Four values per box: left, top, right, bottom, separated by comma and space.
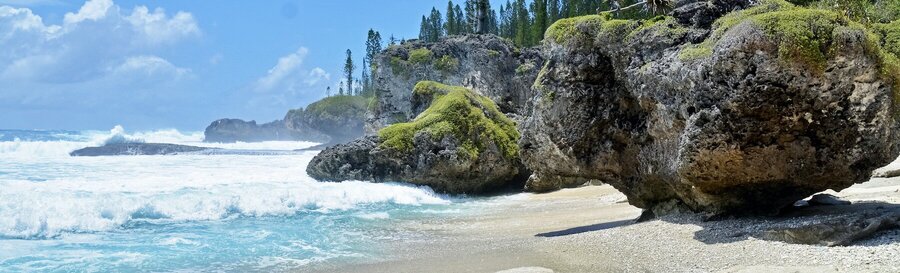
434, 55, 460, 73
408, 48, 434, 65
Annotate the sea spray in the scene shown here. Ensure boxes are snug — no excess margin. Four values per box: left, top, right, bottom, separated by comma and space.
0, 129, 456, 272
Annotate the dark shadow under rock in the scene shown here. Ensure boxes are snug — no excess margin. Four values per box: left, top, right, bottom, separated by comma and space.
676, 202, 900, 247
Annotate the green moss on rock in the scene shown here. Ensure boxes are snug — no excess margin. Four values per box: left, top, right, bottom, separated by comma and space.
408, 48, 434, 65
434, 55, 460, 73
545, 14, 682, 47
390, 56, 408, 76
305, 95, 372, 118
378, 81, 520, 160
516, 63, 535, 75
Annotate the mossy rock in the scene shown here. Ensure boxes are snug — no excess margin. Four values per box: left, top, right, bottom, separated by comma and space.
408, 48, 434, 65
378, 81, 520, 160
678, 0, 900, 78
299, 95, 372, 141
434, 55, 460, 73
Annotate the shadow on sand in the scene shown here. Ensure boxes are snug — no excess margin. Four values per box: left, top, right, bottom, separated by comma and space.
534, 202, 900, 247
535, 219, 634, 237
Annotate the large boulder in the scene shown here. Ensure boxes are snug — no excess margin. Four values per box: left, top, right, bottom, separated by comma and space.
308, 82, 526, 194
367, 34, 543, 133
521, 0, 900, 214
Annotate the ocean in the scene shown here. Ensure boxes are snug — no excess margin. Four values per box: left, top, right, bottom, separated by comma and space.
0, 127, 493, 272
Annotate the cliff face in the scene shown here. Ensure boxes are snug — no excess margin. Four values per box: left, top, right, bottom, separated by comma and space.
520, 0, 900, 214
366, 34, 543, 133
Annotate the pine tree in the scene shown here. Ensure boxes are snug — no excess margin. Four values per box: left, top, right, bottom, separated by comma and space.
344, 49, 354, 96
514, 0, 530, 47
475, 0, 490, 34
339, 86, 344, 96
365, 29, 383, 70
464, 0, 477, 33
419, 15, 429, 41
454, 5, 465, 33
326, 86, 331, 97
532, 0, 548, 45
428, 8, 444, 42
445, 0, 457, 35
549, 0, 560, 23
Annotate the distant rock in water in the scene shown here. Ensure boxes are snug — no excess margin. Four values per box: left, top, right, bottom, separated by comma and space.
519, 0, 900, 215
284, 95, 371, 144
307, 82, 526, 194
203, 118, 329, 143
204, 96, 370, 145
70, 143, 213, 156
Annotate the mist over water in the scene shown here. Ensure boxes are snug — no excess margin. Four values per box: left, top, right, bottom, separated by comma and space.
0, 127, 460, 272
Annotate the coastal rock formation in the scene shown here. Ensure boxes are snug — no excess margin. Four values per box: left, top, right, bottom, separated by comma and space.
70, 143, 213, 156
204, 118, 327, 143
204, 96, 369, 144
520, 0, 900, 214
308, 82, 525, 194
285, 96, 371, 144
366, 34, 543, 133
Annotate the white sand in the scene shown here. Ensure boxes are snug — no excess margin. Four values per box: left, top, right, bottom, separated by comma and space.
308, 179, 900, 273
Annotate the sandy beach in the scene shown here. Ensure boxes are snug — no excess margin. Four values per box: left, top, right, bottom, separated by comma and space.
308, 177, 900, 273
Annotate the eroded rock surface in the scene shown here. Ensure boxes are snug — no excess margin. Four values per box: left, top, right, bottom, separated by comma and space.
520, 0, 900, 214
367, 34, 543, 133
308, 82, 525, 194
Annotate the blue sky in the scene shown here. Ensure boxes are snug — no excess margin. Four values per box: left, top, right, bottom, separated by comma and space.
0, 0, 495, 131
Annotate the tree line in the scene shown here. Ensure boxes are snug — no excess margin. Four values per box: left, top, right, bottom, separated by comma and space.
328, 29, 386, 98
421, 0, 671, 47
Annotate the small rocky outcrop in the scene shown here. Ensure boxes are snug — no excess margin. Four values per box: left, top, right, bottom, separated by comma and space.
71, 143, 213, 156
366, 34, 543, 133
204, 118, 326, 143
307, 82, 525, 194
285, 95, 371, 144
204, 96, 369, 144
520, 0, 900, 214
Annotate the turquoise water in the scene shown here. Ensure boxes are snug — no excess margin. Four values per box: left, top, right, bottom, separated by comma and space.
0, 128, 470, 272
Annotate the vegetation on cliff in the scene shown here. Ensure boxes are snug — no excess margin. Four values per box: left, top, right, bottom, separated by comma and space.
378, 81, 519, 159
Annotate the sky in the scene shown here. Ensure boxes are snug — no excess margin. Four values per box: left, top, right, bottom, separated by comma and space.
0, 0, 497, 131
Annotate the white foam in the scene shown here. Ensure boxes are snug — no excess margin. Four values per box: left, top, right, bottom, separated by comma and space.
0, 151, 449, 239
0, 126, 320, 160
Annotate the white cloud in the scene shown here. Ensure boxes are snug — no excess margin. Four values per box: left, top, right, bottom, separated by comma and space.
111, 55, 190, 79
0, 0, 199, 84
63, 0, 112, 25
304, 67, 330, 86
125, 6, 200, 45
254, 47, 309, 92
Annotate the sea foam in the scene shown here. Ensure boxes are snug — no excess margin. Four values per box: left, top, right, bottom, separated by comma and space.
0, 128, 450, 240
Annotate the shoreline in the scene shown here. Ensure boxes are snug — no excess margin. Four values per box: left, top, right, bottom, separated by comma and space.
308, 179, 900, 273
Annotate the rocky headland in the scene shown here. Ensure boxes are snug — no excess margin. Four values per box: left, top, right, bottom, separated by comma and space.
310, 0, 900, 225
204, 95, 370, 145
